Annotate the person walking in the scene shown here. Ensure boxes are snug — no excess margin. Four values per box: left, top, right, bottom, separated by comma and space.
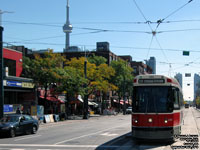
16, 107, 21, 114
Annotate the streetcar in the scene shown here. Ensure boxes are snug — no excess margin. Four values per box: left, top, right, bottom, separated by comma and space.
132, 75, 184, 141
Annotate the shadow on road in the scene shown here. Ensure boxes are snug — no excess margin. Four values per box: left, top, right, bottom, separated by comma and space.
95, 132, 172, 150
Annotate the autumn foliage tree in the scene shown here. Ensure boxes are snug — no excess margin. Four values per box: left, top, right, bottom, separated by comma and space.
65, 57, 117, 96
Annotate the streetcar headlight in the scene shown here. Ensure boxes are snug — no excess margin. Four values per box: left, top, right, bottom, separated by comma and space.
164, 119, 168, 124
148, 118, 153, 123
134, 119, 138, 123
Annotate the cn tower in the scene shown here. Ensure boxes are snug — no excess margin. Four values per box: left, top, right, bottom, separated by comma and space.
63, 0, 72, 52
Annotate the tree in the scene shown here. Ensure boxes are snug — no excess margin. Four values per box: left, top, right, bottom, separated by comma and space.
66, 56, 117, 114
88, 55, 107, 66
110, 59, 134, 112
22, 50, 66, 101
55, 66, 86, 98
66, 57, 117, 96
196, 96, 200, 108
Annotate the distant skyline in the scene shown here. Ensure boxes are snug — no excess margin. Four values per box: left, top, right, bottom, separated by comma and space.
1, 0, 200, 100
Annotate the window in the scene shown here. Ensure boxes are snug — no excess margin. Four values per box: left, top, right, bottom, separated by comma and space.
173, 88, 180, 109
133, 86, 173, 113
24, 115, 32, 121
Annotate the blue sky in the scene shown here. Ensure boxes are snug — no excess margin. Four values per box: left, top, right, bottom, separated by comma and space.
1, 0, 200, 100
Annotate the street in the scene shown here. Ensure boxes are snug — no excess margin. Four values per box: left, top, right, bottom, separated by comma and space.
0, 107, 200, 150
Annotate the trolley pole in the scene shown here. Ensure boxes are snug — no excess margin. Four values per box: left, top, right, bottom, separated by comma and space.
0, 26, 4, 119
83, 60, 88, 119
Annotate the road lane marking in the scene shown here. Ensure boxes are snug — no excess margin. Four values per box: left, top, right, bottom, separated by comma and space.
100, 132, 118, 136
14, 135, 42, 141
54, 123, 129, 145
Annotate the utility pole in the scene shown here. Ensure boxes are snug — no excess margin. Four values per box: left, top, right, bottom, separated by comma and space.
83, 59, 88, 119
0, 26, 4, 119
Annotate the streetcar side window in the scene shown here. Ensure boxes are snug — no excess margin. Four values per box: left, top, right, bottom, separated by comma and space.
173, 88, 180, 109
179, 92, 184, 108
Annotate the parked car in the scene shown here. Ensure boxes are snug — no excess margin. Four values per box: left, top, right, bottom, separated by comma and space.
126, 107, 132, 114
0, 114, 39, 138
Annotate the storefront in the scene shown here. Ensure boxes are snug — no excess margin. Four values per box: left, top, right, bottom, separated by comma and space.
4, 76, 35, 114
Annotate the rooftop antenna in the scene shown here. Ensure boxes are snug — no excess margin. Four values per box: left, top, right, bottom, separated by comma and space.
0, 10, 14, 27
63, 0, 73, 52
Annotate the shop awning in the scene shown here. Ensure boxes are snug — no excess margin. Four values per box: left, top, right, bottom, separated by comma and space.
78, 95, 83, 102
89, 102, 98, 106
40, 96, 64, 103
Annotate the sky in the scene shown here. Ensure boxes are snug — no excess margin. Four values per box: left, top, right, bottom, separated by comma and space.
1, 0, 200, 100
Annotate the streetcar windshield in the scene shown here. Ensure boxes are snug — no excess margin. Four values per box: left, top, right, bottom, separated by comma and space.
133, 86, 173, 113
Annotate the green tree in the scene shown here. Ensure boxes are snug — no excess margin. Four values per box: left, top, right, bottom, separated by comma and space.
196, 96, 200, 108
110, 59, 134, 100
88, 55, 107, 66
22, 50, 65, 100
55, 66, 86, 98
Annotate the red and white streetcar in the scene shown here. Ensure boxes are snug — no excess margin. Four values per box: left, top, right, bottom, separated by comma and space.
132, 75, 184, 141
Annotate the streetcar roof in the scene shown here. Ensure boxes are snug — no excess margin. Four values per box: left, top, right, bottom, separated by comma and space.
133, 74, 182, 89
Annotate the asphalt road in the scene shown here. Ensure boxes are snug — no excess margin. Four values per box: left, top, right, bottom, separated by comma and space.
0, 108, 200, 150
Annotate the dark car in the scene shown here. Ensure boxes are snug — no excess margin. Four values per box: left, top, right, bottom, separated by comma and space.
0, 114, 39, 138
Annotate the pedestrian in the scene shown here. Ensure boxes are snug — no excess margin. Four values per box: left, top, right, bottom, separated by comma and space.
16, 107, 21, 114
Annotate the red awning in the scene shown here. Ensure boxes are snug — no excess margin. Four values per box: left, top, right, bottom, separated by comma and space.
40, 96, 64, 103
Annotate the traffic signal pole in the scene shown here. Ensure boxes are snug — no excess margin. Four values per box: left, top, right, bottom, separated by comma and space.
0, 26, 4, 119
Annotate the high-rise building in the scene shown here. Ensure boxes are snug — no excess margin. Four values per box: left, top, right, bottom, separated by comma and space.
146, 57, 156, 74
174, 73, 182, 88
194, 73, 200, 99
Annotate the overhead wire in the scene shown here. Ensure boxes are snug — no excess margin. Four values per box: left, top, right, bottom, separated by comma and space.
132, 0, 153, 31
155, 0, 194, 29
4, 19, 200, 25
152, 0, 194, 75
146, 35, 154, 60
162, 0, 193, 21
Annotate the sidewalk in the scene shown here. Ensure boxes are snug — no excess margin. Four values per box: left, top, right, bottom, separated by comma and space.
39, 113, 123, 127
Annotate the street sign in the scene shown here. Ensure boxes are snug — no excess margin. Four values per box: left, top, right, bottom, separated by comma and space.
185, 73, 191, 77
6, 81, 22, 87
183, 51, 190, 56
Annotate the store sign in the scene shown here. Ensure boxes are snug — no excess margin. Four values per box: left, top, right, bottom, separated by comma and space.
4, 105, 13, 113
22, 82, 34, 88
6, 81, 22, 87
